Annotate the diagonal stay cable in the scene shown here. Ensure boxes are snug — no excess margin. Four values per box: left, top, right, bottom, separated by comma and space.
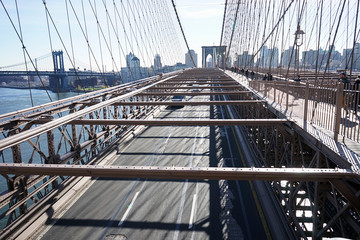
247, 0, 295, 67
171, 0, 195, 67
14, 0, 34, 107
0, 75, 177, 152
0, 0, 53, 102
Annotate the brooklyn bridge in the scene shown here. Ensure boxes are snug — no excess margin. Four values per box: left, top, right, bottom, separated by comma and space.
0, 1, 359, 239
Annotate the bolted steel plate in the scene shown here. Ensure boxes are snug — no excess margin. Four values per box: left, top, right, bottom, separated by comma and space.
104, 234, 127, 240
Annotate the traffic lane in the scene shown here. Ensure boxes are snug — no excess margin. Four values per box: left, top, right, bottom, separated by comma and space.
108, 180, 211, 240
39, 96, 215, 239
217, 113, 268, 239
113, 114, 210, 167
39, 122, 177, 239
116, 95, 210, 167
38, 177, 141, 239
108, 106, 212, 239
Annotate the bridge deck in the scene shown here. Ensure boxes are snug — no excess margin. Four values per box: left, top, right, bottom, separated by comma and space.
1, 68, 359, 239
31, 75, 268, 240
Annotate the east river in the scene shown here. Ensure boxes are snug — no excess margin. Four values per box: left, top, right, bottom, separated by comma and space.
0, 87, 79, 228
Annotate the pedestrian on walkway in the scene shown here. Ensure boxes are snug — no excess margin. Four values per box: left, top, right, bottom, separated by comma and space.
353, 75, 360, 115
250, 71, 255, 80
339, 72, 350, 116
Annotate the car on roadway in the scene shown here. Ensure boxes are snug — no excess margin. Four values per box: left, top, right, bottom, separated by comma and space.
171, 95, 184, 108
192, 84, 200, 92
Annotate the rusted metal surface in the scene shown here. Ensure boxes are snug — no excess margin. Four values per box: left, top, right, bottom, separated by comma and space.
0, 75, 177, 151
149, 85, 242, 89
113, 100, 265, 106
0, 75, 161, 122
0, 163, 356, 181
138, 91, 251, 96
31, 119, 290, 126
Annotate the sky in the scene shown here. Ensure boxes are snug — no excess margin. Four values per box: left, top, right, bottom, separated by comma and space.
174, 0, 225, 66
0, 0, 225, 71
1, 1, 358, 71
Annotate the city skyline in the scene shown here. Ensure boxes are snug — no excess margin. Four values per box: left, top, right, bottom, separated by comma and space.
233, 43, 360, 71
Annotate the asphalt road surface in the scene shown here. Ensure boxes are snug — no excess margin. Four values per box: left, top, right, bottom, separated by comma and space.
37, 94, 267, 240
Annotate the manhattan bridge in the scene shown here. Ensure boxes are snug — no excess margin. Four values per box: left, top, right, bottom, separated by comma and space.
0, 0, 360, 239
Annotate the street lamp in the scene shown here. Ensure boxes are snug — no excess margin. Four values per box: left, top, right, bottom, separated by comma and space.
294, 25, 305, 74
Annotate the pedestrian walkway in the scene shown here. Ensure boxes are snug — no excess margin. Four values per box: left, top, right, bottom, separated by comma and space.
227, 71, 360, 173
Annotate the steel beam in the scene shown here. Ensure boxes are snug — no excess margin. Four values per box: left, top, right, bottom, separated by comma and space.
32, 119, 290, 126
161, 82, 237, 85
0, 75, 177, 152
150, 86, 242, 89
0, 164, 356, 181
138, 91, 251, 96
112, 100, 265, 106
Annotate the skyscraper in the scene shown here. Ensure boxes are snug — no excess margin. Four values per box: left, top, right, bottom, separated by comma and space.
185, 50, 198, 67
124, 52, 142, 81
280, 46, 296, 67
154, 54, 162, 70
126, 52, 135, 68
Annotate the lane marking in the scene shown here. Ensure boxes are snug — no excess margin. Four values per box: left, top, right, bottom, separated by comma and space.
221, 95, 272, 240
188, 194, 197, 229
173, 96, 206, 240
173, 180, 189, 240
219, 103, 252, 239
118, 191, 140, 226
190, 183, 199, 240
100, 128, 173, 238
116, 131, 173, 227
230, 126, 272, 240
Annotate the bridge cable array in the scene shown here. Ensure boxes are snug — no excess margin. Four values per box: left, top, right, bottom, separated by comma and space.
0, 0, 186, 99
220, 0, 360, 78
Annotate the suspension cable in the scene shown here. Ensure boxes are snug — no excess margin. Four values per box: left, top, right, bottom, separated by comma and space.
171, 0, 195, 67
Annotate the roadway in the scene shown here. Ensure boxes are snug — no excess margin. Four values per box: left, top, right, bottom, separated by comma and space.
36, 90, 268, 239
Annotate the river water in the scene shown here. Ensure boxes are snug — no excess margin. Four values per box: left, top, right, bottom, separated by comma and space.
0, 88, 79, 115
0, 88, 79, 228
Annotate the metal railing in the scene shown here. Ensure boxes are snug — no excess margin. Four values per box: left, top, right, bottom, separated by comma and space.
0, 72, 179, 230
243, 75, 360, 143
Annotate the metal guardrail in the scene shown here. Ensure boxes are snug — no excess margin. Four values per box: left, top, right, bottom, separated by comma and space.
242, 75, 360, 143
0, 72, 180, 229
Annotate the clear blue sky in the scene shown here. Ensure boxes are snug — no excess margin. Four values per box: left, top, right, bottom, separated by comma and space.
175, 0, 225, 66
1, 1, 357, 70
0, 0, 225, 70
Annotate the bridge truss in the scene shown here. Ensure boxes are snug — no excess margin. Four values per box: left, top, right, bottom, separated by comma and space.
0, 68, 358, 239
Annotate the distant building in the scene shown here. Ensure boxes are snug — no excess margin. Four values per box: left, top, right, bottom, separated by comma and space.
185, 50, 198, 67
123, 52, 146, 82
302, 46, 348, 70
280, 46, 296, 67
259, 46, 269, 68
302, 49, 317, 68
258, 46, 278, 68
342, 43, 360, 70
270, 47, 279, 68
237, 51, 254, 68
126, 52, 135, 68
154, 54, 162, 71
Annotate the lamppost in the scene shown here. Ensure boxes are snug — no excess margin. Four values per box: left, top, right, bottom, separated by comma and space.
294, 25, 305, 75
